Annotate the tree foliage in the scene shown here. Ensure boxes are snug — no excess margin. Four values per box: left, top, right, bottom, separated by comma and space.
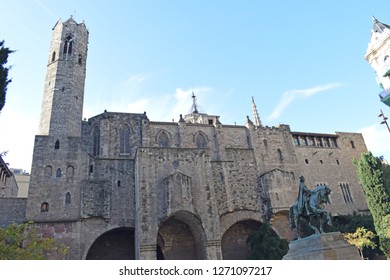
354, 152, 390, 259
0, 40, 13, 113
343, 227, 377, 259
246, 222, 289, 260
0, 222, 68, 260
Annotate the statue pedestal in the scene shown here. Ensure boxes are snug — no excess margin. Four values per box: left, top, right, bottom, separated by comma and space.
283, 232, 361, 260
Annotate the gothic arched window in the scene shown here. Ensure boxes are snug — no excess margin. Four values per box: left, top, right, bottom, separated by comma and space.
158, 131, 171, 148
92, 127, 100, 156
65, 192, 71, 205
55, 140, 60, 150
56, 168, 62, 178
119, 125, 131, 154
195, 132, 208, 148
63, 36, 73, 59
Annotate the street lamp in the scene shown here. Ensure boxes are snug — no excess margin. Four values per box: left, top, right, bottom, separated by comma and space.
379, 109, 390, 134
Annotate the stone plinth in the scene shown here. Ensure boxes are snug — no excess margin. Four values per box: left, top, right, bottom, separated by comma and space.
283, 232, 361, 260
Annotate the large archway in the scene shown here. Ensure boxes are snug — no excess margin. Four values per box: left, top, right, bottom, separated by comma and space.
221, 220, 261, 260
86, 227, 135, 260
157, 211, 207, 260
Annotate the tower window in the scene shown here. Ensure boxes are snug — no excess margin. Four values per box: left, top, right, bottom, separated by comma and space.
350, 141, 355, 149
78, 54, 82, 65
55, 140, 60, 149
63, 36, 73, 59
65, 192, 71, 205
56, 168, 62, 178
41, 202, 49, 212
51, 51, 56, 62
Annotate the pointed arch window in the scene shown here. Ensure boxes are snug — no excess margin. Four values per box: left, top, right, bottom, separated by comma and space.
158, 131, 171, 148
56, 168, 62, 178
55, 140, 60, 150
119, 125, 131, 154
65, 192, 71, 205
63, 36, 73, 59
92, 127, 100, 156
195, 132, 208, 148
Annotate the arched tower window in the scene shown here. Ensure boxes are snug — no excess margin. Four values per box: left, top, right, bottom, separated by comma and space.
78, 54, 82, 65
119, 125, 131, 154
65, 192, 71, 205
51, 51, 56, 62
41, 202, 49, 212
158, 131, 171, 148
63, 36, 73, 59
56, 168, 62, 178
195, 132, 208, 148
45, 166, 52, 177
93, 127, 100, 156
55, 140, 60, 150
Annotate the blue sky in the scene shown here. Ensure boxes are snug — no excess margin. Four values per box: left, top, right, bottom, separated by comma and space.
1, 0, 390, 172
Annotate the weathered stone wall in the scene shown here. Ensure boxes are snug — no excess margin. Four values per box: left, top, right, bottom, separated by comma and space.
293, 132, 368, 215
0, 198, 26, 227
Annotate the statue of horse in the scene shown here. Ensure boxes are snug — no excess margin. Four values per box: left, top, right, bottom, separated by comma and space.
289, 184, 332, 238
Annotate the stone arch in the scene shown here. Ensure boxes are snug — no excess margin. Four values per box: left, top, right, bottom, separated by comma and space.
156, 130, 171, 148
221, 219, 262, 260
85, 227, 135, 260
194, 131, 208, 148
157, 210, 207, 260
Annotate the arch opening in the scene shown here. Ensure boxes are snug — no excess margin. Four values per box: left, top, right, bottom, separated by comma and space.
86, 227, 135, 260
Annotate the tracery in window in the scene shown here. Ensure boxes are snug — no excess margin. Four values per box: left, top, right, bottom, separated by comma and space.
119, 125, 131, 154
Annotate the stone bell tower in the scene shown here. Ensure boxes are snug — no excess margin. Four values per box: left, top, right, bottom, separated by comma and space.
26, 17, 89, 222
38, 16, 88, 137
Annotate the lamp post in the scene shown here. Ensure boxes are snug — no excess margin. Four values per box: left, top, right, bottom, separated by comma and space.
379, 109, 390, 134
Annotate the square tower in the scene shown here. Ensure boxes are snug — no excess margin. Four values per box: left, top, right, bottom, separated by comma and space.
38, 17, 88, 137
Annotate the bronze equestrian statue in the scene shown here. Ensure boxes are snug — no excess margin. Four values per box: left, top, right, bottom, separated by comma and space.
289, 176, 332, 238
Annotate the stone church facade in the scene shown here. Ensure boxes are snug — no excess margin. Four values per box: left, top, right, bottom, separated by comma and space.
3, 17, 370, 260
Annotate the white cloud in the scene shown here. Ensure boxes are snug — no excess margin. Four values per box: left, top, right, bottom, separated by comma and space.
125, 73, 148, 85
268, 83, 343, 120
358, 123, 390, 160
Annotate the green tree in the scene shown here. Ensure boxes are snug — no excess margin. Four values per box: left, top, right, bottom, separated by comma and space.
246, 222, 289, 260
0, 222, 68, 260
0, 40, 14, 113
354, 152, 390, 259
343, 227, 377, 259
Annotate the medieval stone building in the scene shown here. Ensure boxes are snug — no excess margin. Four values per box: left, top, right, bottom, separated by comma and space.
1, 17, 371, 260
